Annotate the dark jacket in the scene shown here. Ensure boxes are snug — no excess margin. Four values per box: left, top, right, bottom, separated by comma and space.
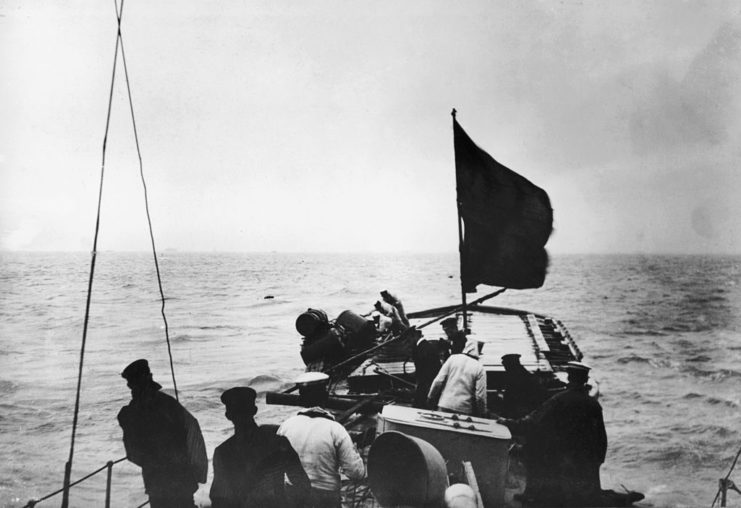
118, 382, 207, 498
412, 339, 444, 409
210, 424, 311, 508
509, 384, 607, 505
501, 365, 548, 418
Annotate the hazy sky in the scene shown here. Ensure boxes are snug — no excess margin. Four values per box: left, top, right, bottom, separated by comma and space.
2, 1, 740, 254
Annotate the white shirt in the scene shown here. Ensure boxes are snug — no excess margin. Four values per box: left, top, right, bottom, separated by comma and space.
277, 408, 366, 492
428, 353, 487, 416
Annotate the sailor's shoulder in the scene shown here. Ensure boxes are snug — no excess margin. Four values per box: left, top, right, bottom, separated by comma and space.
256, 425, 289, 444
214, 434, 239, 454
153, 389, 180, 404
150, 390, 189, 415
277, 413, 307, 433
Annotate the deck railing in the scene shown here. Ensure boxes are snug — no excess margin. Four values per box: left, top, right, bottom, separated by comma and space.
22, 457, 148, 508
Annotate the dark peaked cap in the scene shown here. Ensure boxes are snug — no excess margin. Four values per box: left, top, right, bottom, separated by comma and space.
121, 359, 151, 380
221, 387, 257, 410
501, 353, 521, 362
440, 317, 458, 328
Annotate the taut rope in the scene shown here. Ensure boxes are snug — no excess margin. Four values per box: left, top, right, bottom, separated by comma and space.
114, 0, 179, 401
62, 1, 179, 505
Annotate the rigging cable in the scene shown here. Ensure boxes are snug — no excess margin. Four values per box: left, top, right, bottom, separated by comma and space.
114, 0, 180, 402
62, 1, 179, 505
61, 2, 125, 506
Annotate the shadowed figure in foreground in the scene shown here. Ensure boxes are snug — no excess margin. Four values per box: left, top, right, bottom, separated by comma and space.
117, 359, 207, 508
499, 361, 643, 507
210, 387, 310, 508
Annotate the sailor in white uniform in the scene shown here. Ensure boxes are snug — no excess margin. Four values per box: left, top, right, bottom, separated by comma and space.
277, 372, 365, 508
427, 340, 487, 417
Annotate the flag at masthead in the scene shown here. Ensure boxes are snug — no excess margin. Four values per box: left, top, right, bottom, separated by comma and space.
453, 114, 552, 292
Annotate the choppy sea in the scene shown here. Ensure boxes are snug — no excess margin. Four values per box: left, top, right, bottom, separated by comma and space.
1, 251, 740, 507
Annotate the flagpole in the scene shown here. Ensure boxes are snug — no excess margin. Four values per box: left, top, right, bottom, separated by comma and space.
452, 108, 468, 333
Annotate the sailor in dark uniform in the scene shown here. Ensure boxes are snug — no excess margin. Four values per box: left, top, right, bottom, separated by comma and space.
498, 361, 607, 507
210, 387, 310, 508
117, 359, 207, 508
500, 353, 548, 418
407, 327, 444, 409
441, 317, 467, 355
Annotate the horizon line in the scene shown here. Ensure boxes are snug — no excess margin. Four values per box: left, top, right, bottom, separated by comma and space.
2, 249, 740, 257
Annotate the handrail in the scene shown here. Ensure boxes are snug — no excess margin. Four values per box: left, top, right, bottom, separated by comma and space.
712, 444, 741, 507
23, 457, 148, 507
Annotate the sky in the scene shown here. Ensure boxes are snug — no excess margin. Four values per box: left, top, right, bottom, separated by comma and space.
2, 0, 740, 254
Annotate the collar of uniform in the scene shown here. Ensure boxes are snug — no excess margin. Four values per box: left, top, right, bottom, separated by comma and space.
298, 407, 336, 421
416, 337, 427, 347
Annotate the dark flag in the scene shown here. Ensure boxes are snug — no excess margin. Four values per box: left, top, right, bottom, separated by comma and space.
453, 117, 553, 292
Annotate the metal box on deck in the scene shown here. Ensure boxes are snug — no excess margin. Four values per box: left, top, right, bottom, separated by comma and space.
377, 405, 511, 507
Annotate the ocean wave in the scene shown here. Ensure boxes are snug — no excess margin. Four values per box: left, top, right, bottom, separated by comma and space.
621, 329, 668, 337
661, 323, 715, 333
616, 355, 653, 365
245, 299, 286, 309
682, 366, 741, 381
248, 374, 290, 394
172, 334, 195, 343
327, 287, 361, 297
669, 422, 737, 437
640, 442, 717, 466
684, 355, 712, 363
683, 293, 728, 304
197, 325, 243, 331
682, 392, 703, 400
674, 338, 695, 348
0, 380, 19, 394
30, 421, 64, 433
705, 397, 739, 408
185, 375, 291, 398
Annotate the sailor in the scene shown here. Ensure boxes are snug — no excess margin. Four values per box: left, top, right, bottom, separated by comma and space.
406, 326, 444, 409
371, 311, 394, 334
117, 359, 207, 508
380, 290, 410, 327
210, 387, 311, 508
427, 339, 487, 417
498, 361, 607, 507
374, 300, 407, 334
499, 353, 548, 418
277, 372, 366, 508
440, 317, 467, 355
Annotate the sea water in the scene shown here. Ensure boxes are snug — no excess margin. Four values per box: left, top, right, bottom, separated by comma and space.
1, 251, 740, 507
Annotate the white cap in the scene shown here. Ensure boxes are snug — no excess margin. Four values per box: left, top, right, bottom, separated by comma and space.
294, 371, 330, 387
